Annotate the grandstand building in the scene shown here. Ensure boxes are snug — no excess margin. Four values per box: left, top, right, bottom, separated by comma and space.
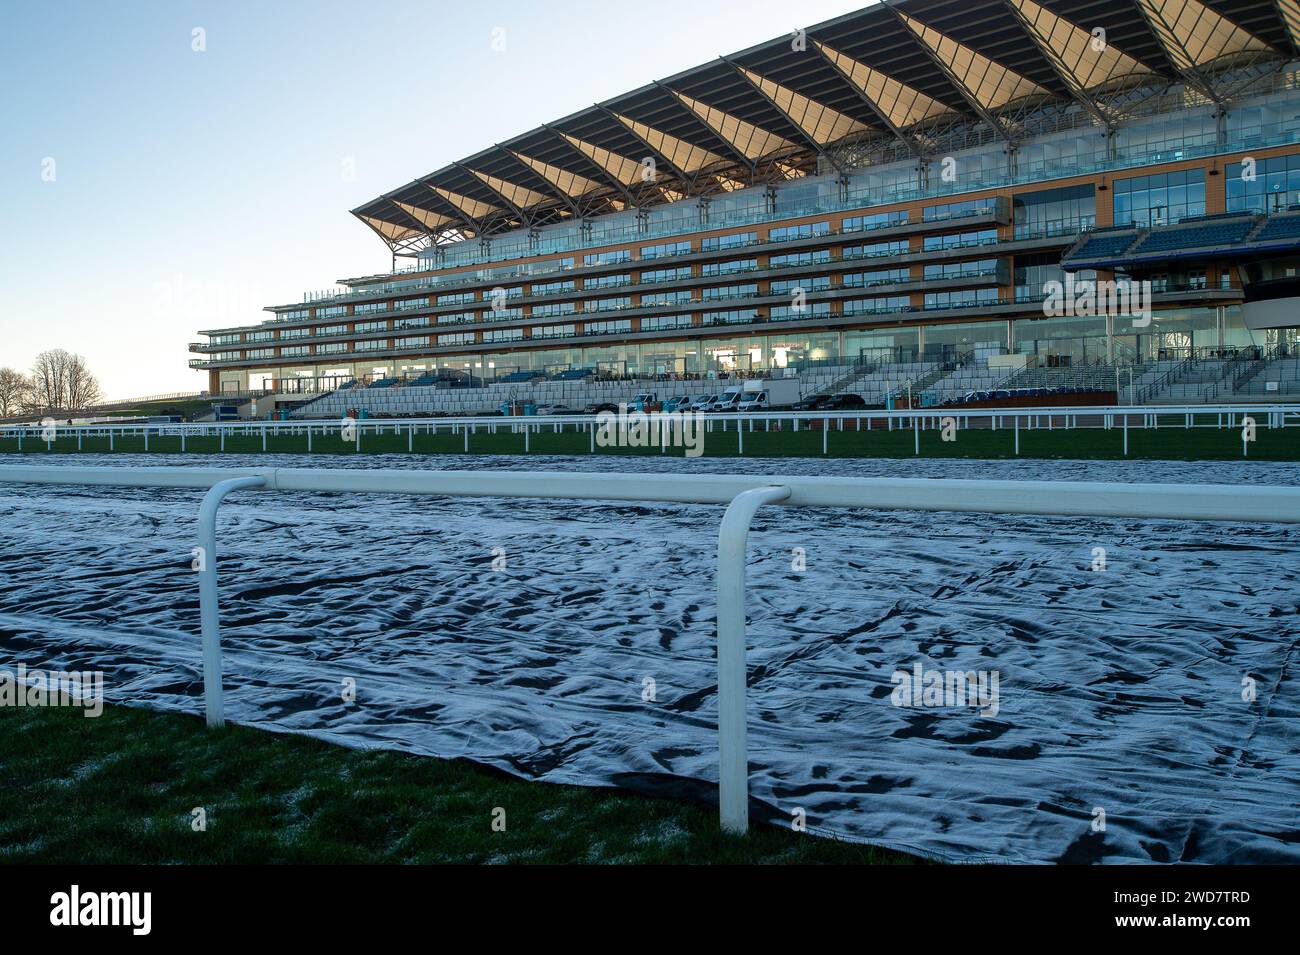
192, 0, 1300, 409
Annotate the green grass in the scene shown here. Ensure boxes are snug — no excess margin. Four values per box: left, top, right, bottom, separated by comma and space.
0, 704, 917, 864
96, 398, 216, 419
1, 419, 1295, 461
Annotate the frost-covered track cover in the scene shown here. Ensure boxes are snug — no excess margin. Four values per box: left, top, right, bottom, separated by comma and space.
1, 453, 1297, 864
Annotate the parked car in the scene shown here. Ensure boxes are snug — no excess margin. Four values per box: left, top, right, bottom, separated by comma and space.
535, 404, 578, 416
690, 394, 718, 411
662, 395, 693, 413
797, 393, 869, 411
583, 401, 619, 414
736, 391, 768, 411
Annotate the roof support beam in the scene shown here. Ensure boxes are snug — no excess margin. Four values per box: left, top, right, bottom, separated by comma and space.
724, 56, 840, 174
417, 182, 481, 236
886, 7, 1015, 141
1001, 0, 1112, 128
596, 104, 702, 193
653, 80, 756, 180
499, 152, 583, 217
452, 160, 530, 225
889, 8, 1052, 142
1275, 0, 1300, 56
811, 40, 932, 158
544, 123, 638, 208
1133, 0, 1278, 106
1134, 0, 1225, 104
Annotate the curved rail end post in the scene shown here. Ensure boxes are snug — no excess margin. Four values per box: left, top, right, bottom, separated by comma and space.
197, 476, 269, 728
715, 484, 791, 835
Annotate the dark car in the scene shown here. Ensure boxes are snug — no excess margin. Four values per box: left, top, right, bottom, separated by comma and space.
584, 401, 619, 414
797, 393, 868, 411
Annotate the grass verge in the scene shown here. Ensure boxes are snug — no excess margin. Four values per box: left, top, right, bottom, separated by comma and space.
0, 704, 918, 865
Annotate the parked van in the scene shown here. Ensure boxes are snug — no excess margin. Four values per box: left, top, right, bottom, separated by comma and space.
712, 389, 744, 412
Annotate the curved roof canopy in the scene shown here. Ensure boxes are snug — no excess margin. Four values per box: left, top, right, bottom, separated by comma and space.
354, 0, 1293, 254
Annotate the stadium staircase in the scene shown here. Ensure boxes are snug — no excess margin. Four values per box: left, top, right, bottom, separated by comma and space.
919, 358, 1015, 406
999, 362, 1121, 394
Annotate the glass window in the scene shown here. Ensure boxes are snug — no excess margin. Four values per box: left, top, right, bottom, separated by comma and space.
842, 210, 908, 232
1012, 184, 1095, 238
924, 229, 997, 251
924, 288, 999, 309
843, 240, 910, 259
1226, 152, 1300, 215
924, 259, 999, 280
769, 249, 831, 268
1113, 169, 1206, 227
924, 198, 996, 222
842, 269, 909, 288
584, 249, 632, 266
701, 232, 757, 252
701, 259, 758, 277
768, 221, 830, 243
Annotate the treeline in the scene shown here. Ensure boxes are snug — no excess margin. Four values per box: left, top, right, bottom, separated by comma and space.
0, 349, 103, 415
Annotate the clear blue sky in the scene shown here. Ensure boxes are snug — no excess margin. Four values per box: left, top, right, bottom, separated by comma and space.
0, 0, 865, 400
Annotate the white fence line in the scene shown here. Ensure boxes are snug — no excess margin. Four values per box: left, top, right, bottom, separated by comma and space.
0, 403, 1294, 460
3, 463, 1300, 834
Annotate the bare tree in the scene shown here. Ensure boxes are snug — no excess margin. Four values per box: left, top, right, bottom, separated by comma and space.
65, 352, 103, 409
0, 368, 30, 416
29, 349, 103, 411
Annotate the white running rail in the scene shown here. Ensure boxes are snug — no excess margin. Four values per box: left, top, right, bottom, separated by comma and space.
3, 464, 1300, 835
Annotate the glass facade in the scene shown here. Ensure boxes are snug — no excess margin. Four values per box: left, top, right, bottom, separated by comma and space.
1013, 184, 1095, 238
1113, 169, 1206, 227
1226, 152, 1300, 215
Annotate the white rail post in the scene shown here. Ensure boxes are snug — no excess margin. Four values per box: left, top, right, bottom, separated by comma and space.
144, 428, 149, 453
1014, 415, 1019, 455
1124, 414, 1129, 456
197, 475, 268, 728
715, 484, 791, 835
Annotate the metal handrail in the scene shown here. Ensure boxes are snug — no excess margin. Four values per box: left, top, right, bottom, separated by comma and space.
4, 464, 1300, 835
